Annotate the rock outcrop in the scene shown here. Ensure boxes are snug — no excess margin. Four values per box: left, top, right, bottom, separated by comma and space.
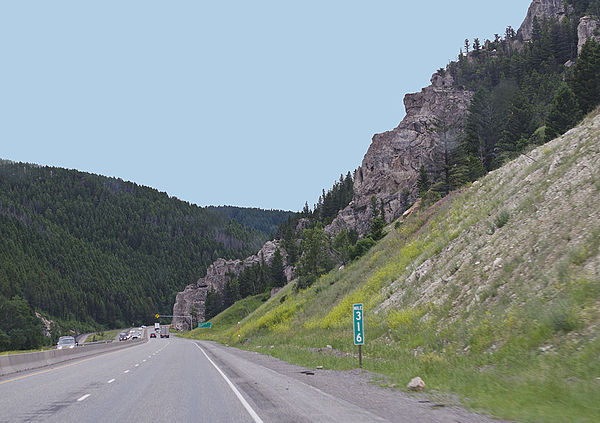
578, 16, 600, 53
35, 312, 54, 337
517, 0, 572, 41
327, 72, 473, 234
172, 240, 291, 329
172, 0, 599, 319
328, 0, 600, 236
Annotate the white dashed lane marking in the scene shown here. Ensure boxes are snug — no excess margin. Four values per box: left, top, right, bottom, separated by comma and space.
77, 394, 90, 402
108, 379, 115, 384
124, 370, 130, 374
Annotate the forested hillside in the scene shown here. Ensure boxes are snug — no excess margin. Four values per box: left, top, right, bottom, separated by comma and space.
207, 206, 295, 237
441, 1, 600, 192
201, 172, 356, 321
0, 160, 287, 350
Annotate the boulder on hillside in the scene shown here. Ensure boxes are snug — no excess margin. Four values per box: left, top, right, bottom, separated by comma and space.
407, 376, 426, 392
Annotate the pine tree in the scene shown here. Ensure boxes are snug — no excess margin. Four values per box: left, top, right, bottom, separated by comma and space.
473, 38, 481, 57
571, 38, 600, 114
296, 225, 331, 289
369, 217, 386, 241
332, 228, 351, 265
222, 278, 240, 309
417, 165, 430, 196
496, 93, 533, 163
270, 248, 286, 287
204, 288, 222, 321
545, 83, 582, 140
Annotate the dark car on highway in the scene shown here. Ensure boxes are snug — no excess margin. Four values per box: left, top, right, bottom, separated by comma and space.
119, 332, 128, 341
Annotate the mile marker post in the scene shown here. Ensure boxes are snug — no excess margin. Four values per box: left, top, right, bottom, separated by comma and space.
353, 303, 364, 368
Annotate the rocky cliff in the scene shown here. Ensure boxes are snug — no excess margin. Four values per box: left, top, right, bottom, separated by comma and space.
578, 15, 600, 53
517, 0, 572, 41
328, 0, 600, 236
172, 241, 291, 329
327, 72, 473, 235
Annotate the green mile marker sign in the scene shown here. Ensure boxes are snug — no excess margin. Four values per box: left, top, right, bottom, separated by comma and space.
197, 322, 212, 328
353, 303, 364, 345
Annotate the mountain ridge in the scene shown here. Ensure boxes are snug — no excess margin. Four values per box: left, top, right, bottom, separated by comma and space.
0, 160, 290, 349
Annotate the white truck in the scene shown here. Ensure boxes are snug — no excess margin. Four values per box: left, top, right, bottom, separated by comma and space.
154, 322, 160, 333
160, 326, 170, 338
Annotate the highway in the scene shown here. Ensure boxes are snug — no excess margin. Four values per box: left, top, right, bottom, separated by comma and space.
0, 336, 501, 422
0, 336, 387, 423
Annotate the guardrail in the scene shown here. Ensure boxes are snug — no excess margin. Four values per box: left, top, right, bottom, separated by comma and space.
0, 337, 146, 377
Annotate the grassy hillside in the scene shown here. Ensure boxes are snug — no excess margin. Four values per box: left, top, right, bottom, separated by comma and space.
186, 109, 600, 422
0, 161, 284, 349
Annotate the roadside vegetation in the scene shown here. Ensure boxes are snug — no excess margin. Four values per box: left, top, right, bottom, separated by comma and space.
186, 109, 600, 423
85, 329, 120, 343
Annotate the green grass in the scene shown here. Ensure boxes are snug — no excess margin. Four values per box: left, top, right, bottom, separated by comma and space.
0, 347, 55, 355
86, 329, 120, 342
180, 294, 268, 341
186, 112, 600, 422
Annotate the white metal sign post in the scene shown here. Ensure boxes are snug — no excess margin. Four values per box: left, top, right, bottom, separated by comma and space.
353, 303, 364, 368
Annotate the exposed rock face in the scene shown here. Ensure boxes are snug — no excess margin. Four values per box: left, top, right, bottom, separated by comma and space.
327, 72, 473, 234
172, 240, 291, 329
578, 16, 600, 53
35, 312, 53, 337
517, 0, 571, 41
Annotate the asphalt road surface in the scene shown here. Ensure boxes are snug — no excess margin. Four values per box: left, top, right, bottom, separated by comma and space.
0, 337, 502, 422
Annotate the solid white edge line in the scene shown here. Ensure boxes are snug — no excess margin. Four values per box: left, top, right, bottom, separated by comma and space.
77, 394, 90, 402
195, 343, 264, 423
107, 379, 115, 384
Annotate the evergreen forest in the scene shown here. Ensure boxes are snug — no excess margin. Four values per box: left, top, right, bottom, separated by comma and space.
438, 1, 600, 193
0, 161, 290, 350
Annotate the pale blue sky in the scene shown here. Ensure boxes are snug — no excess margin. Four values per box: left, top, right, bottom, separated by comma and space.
1, 1, 530, 211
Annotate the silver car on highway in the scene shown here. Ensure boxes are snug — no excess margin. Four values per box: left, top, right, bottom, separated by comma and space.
56, 336, 77, 349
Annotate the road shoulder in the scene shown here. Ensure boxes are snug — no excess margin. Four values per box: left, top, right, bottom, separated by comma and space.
195, 340, 508, 423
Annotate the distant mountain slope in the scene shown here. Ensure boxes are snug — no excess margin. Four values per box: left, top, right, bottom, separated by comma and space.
207, 206, 295, 236
0, 160, 279, 342
192, 108, 600, 421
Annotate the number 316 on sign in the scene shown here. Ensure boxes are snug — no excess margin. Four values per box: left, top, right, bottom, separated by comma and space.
353, 303, 364, 345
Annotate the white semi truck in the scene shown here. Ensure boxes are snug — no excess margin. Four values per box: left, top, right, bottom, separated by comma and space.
154, 322, 160, 333
160, 326, 170, 338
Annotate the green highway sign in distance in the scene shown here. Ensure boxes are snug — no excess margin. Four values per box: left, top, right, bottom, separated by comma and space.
353, 303, 364, 345
197, 322, 212, 328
